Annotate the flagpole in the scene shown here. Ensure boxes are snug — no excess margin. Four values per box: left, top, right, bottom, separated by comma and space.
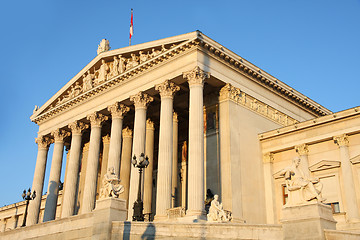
129, 8, 133, 46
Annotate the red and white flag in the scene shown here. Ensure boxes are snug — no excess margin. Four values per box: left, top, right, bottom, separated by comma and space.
129, 9, 133, 45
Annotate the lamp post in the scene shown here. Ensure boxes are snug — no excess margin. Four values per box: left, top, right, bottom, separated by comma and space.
132, 153, 149, 221
21, 188, 36, 227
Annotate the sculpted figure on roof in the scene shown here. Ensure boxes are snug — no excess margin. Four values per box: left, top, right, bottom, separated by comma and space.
118, 55, 126, 74
151, 48, 160, 57
109, 56, 119, 79
139, 51, 149, 64
97, 39, 110, 55
126, 53, 139, 70
94, 60, 109, 85
82, 70, 94, 92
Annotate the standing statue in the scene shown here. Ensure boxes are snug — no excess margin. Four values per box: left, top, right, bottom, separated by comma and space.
94, 60, 109, 85
97, 39, 111, 55
109, 56, 119, 79
207, 194, 230, 222
118, 55, 126, 74
82, 70, 94, 92
281, 157, 325, 207
99, 167, 124, 199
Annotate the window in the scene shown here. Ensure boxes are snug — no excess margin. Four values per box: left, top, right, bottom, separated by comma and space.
325, 202, 340, 213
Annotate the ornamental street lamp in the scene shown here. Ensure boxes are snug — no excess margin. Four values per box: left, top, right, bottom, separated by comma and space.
21, 188, 36, 227
132, 153, 149, 221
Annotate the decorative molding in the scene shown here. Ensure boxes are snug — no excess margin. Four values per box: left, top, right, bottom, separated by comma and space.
130, 91, 153, 109
107, 102, 130, 119
183, 66, 210, 87
263, 152, 274, 163
102, 134, 111, 144
35, 135, 52, 149
155, 80, 180, 99
219, 83, 298, 127
86, 112, 108, 128
350, 154, 360, 165
122, 127, 133, 137
309, 160, 341, 172
173, 112, 178, 122
51, 129, 70, 143
68, 120, 88, 135
295, 144, 309, 156
333, 134, 349, 147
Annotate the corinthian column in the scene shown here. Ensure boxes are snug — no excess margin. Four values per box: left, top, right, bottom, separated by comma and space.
172, 112, 179, 208
27, 136, 52, 226
183, 66, 210, 217
81, 112, 108, 213
295, 143, 310, 178
43, 129, 70, 222
263, 153, 276, 224
128, 92, 153, 219
155, 80, 180, 220
119, 127, 133, 205
61, 121, 88, 218
107, 102, 130, 177
144, 119, 155, 219
333, 134, 360, 221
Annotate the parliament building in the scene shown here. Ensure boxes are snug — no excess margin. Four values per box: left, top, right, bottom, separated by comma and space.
0, 31, 359, 239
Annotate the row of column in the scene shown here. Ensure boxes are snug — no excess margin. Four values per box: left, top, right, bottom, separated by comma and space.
263, 135, 360, 224
27, 66, 210, 225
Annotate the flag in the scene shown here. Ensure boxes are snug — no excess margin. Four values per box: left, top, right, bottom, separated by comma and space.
129, 9, 134, 41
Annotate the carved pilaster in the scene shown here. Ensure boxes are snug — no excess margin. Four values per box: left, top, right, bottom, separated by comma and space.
146, 119, 155, 130
173, 112, 178, 122
86, 112, 108, 127
333, 134, 349, 147
68, 120, 88, 135
130, 91, 153, 109
219, 83, 241, 102
122, 127, 133, 137
263, 152, 274, 163
183, 66, 210, 87
102, 134, 111, 144
155, 80, 180, 99
107, 102, 130, 119
51, 129, 70, 143
35, 135, 52, 149
295, 144, 309, 156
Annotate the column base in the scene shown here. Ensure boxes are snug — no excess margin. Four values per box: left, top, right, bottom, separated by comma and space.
281, 202, 336, 240
181, 209, 207, 223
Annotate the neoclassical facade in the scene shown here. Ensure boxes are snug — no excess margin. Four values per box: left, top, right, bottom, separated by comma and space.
0, 31, 359, 239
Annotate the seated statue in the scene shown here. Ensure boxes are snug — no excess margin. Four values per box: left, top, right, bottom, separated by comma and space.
207, 194, 230, 222
281, 157, 325, 207
99, 167, 124, 199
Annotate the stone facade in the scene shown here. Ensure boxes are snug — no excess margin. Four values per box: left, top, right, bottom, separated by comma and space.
1, 31, 359, 239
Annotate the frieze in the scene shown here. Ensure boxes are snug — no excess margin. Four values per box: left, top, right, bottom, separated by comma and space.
219, 83, 298, 127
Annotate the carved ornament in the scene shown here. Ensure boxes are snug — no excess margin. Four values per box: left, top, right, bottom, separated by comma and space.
122, 127, 133, 137
263, 152, 274, 163
68, 120, 88, 135
146, 119, 155, 130
155, 80, 180, 99
183, 66, 210, 87
51, 129, 70, 143
86, 112, 108, 127
35, 135, 52, 149
107, 102, 130, 119
130, 92, 153, 109
295, 144, 309, 156
102, 134, 111, 144
219, 83, 242, 102
333, 134, 349, 147
173, 112, 178, 122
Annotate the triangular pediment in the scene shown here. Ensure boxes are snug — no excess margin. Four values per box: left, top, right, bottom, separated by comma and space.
309, 160, 340, 172
350, 154, 360, 164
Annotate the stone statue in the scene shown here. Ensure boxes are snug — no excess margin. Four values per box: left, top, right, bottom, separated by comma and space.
281, 157, 325, 207
139, 51, 149, 63
94, 60, 109, 85
70, 82, 82, 98
207, 194, 230, 222
109, 56, 119, 78
151, 48, 160, 58
118, 55, 126, 74
97, 39, 110, 55
99, 167, 124, 199
126, 53, 139, 70
82, 70, 94, 92
33, 105, 39, 114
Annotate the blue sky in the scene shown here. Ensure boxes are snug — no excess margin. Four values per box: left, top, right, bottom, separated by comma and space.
0, 0, 359, 206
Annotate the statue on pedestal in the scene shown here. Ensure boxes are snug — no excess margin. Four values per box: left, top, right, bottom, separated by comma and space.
207, 194, 230, 222
97, 39, 110, 55
99, 167, 124, 199
281, 157, 325, 207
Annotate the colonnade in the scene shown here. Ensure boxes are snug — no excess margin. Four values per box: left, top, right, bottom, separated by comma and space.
26, 66, 210, 225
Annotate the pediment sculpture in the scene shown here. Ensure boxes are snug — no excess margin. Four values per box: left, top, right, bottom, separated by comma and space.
207, 194, 231, 222
280, 157, 325, 207
99, 167, 124, 199
97, 39, 110, 55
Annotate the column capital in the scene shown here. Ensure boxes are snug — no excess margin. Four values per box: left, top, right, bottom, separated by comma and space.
173, 112, 178, 122
122, 126, 133, 138
83, 142, 90, 151
51, 129, 70, 143
219, 83, 241, 102
130, 91, 153, 109
183, 66, 210, 87
295, 143, 309, 156
263, 152, 274, 163
102, 134, 111, 144
35, 135, 52, 149
107, 102, 130, 119
155, 80, 180, 99
333, 134, 349, 147
146, 119, 155, 130
86, 112, 108, 127
68, 120, 88, 135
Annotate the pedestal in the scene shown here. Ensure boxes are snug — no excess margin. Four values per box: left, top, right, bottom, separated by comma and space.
281, 203, 336, 240
92, 198, 127, 239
